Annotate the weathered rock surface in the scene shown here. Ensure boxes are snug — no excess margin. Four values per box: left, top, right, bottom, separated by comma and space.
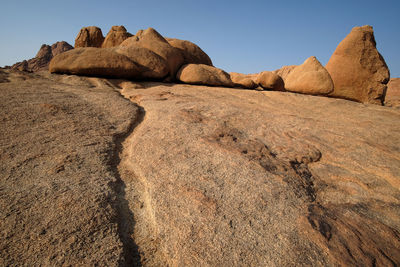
119, 81, 400, 266
121, 28, 184, 79
229, 72, 258, 89
1, 71, 400, 266
385, 78, 400, 108
285, 56, 334, 95
256, 71, 285, 91
326, 25, 390, 104
11, 41, 73, 72
74, 26, 104, 48
166, 38, 213, 66
177, 64, 234, 87
102, 26, 133, 48
0, 70, 141, 266
273, 65, 297, 82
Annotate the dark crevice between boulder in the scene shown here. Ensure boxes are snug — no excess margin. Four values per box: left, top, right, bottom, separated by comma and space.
108, 104, 146, 267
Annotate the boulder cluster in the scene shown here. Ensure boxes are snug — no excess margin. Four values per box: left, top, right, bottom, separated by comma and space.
48, 25, 390, 105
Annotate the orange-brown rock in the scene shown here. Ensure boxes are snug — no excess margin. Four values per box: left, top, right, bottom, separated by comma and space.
177, 64, 234, 87
229, 72, 258, 89
273, 65, 297, 82
326, 25, 390, 104
49, 46, 170, 80
121, 28, 184, 79
256, 71, 285, 91
285, 56, 333, 95
74, 26, 104, 48
102, 26, 133, 48
166, 38, 213, 66
385, 78, 400, 107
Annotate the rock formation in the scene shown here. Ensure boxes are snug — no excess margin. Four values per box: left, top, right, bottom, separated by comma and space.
229, 72, 258, 89
284, 56, 334, 95
102, 26, 133, 48
326, 25, 390, 104
256, 71, 285, 91
176, 64, 234, 87
12, 41, 73, 72
385, 78, 400, 107
166, 38, 213, 66
120, 28, 184, 79
74, 26, 104, 48
273, 65, 297, 82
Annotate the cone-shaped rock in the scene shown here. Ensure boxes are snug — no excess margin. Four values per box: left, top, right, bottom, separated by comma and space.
326, 25, 390, 104
285, 56, 333, 95
74, 26, 104, 48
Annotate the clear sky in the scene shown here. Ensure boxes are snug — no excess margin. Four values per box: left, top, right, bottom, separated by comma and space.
1, 0, 399, 77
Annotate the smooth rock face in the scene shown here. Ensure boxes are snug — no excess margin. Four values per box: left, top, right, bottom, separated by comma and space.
230, 72, 258, 89
385, 78, 400, 107
49, 47, 142, 78
11, 41, 73, 72
166, 38, 213, 66
176, 64, 234, 87
256, 71, 285, 91
102, 25, 133, 48
285, 56, 334, 95
74, 26, 104, 48
121, 28, 184, 78
326, 25, 390, 104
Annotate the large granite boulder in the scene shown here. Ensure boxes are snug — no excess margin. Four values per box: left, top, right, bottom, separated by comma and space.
256, 71, 285, 91
273, 65, 297, 82
326, 25, 390, 104
177, 64, 234, 87
385, 78, 400, 107
120, 28, 184, 79
285, 56, 334, 95
74, 26, 104, 48
166, 38, 213, 66
102, 26, 132, 48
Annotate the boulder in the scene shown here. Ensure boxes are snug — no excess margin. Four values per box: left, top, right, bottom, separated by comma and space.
74, 26, 104, 48
166, 38, 213, 66
120, 28, 184, 78
12, 42, 73, 72
256, 71, 285, 91
385, 78, 400, 107
230, 72, 258, 89
284, 56, 334, 95
177, 64, 234, 87
326, 25, 390, 104
102, 26, 133, 48
49, 47, 142, 78
273, 65, 297, 82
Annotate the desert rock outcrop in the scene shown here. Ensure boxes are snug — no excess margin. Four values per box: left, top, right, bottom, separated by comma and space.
230, 72, 258, 89
326, 25, 390, 104
273, 65, 297, 82
12, 41, 73, 72
121, 28, 184, 78
256, 71, 285, 91
177, 64, 234, 87
102, 26, 133, 48
285, 56, 334, 95
74, 26, 104, 48
166, 38, 213, 66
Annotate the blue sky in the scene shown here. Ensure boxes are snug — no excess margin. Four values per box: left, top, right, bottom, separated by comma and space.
1, 0, 399, 77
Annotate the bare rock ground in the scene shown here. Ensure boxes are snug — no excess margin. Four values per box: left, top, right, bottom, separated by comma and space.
1, 69, 400, 266
0, 70, 140, 266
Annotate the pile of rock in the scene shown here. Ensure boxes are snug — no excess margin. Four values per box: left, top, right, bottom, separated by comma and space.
47, 25, 390, 105
12, 41, 73, 72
